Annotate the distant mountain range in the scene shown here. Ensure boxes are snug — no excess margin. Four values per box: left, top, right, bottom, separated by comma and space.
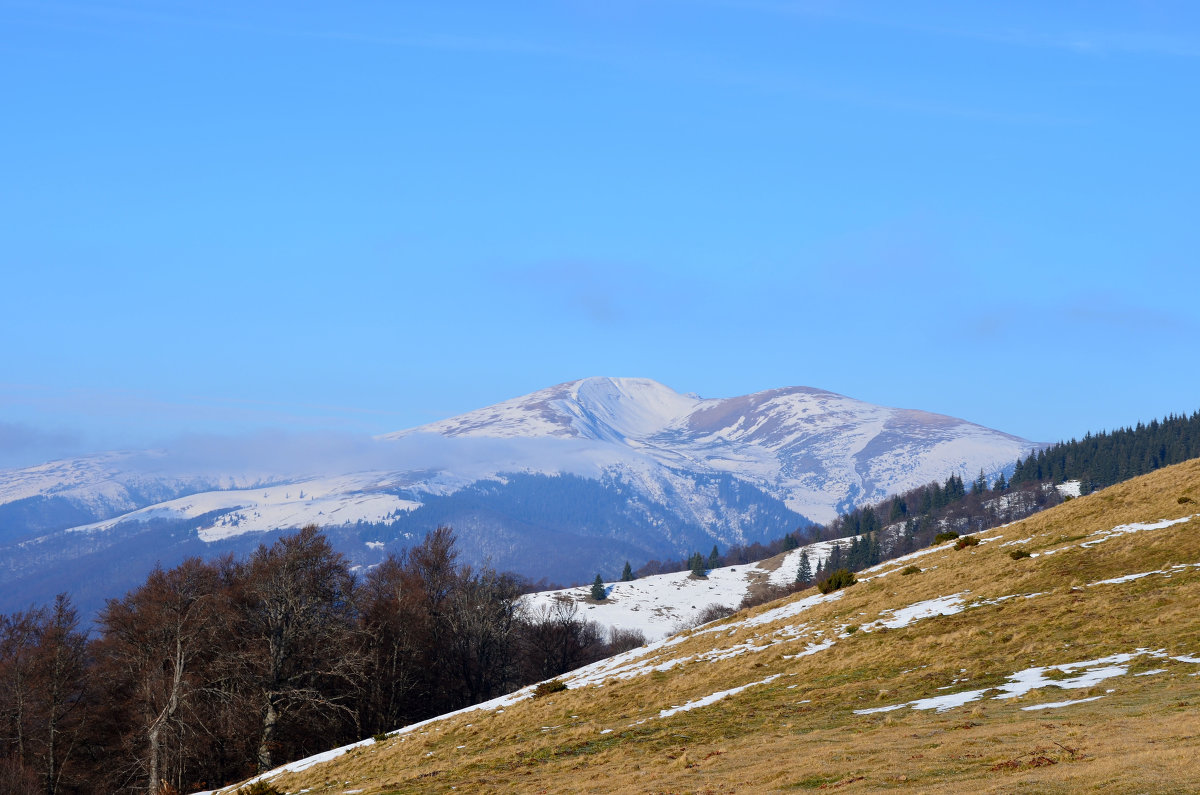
0, 377, 1037, 617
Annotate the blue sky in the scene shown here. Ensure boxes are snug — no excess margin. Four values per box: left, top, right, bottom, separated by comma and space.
2, 0, 1198, 466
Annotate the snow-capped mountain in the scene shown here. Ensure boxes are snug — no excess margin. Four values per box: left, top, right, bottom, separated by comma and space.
0, 378, 1038, 618
388, 377, 1032, 521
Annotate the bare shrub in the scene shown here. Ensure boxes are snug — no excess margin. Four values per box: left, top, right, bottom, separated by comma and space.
695, 603, 736, 624
608, 626, 647, 654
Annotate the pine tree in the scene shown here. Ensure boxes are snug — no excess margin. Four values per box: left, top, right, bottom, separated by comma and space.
620, 561, 634, 582
707, 545, 720, 569
796, 550, 812, 584
827, 541, 843, 571
591, 574, 606, 601
690, 552, 707, 577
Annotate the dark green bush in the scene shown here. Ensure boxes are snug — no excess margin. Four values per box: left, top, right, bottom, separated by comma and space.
373, 732, 390, 743
900, 565, 921, 576
954, 535, 980, 550
1008, 549, 1031, 560
817, 568, 857, 594
844, 624, 859, 634
533, 679, 568, 697
934, 531, 960, 544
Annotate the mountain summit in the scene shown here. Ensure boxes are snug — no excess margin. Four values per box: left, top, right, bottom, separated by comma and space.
0, 378, 1036, 616
389, 376, 1032, 522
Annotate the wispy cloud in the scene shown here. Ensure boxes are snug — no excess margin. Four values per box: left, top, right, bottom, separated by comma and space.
0, 421, 84, 468
694, 0, 1200, 58
967, 292, 1195, 344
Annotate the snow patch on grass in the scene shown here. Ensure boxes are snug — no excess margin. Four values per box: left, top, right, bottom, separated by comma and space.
659, 674, 781, 718
1021, 695, 1103, 711
855, 650, 1162, 716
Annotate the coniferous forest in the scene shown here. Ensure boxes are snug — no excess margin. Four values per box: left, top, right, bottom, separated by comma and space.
1009, 410, 1200, 494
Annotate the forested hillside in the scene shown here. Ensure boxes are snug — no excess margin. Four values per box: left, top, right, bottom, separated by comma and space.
0, 527, 641, 794
1010, 410, 1200, 493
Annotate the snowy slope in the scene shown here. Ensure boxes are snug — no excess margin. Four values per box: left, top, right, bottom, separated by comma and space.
523, 538, 859, 642
72, 474, 421, 542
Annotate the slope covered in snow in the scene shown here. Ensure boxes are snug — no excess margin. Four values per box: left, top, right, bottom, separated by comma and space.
523, 538, 854, 642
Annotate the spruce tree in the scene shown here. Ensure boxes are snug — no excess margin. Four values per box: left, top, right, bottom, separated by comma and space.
796, 550, 812, 584
848, 536, 862, 569
690, 552, 707, 577
620, 561, 634, 581
867, 530, 881, 566
707, 545, 720, 569
903, 518, 917, 552
591, 574, 606, 601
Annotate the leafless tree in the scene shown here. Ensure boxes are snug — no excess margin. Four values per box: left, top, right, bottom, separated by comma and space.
238, 526, 365, 772
97, 559, 223, 795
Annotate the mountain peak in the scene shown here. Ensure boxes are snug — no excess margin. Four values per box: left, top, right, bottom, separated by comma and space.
385, 376, 701, 443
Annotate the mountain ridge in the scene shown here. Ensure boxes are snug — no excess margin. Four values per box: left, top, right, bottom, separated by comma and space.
0, 377, 1037, 617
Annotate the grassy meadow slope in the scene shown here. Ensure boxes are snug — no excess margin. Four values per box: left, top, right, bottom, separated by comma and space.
226, 458, 1200, 794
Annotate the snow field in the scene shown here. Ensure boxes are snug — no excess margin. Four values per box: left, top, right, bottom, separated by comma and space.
522, 538, 852, 643
68, 473, 421, 541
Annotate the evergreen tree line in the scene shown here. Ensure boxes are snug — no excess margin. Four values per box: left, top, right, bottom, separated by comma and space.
1009, 410, 1200, 494
634, 537, 799, 579
0, 527, 639, 795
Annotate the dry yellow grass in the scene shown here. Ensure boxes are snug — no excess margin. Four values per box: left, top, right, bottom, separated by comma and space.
231, 459, 1200, 794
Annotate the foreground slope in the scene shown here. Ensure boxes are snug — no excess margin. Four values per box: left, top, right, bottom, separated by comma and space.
221, 457, 1200, 794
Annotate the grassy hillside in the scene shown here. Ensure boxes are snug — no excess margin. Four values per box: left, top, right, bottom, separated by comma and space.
222, 458, 1200, 794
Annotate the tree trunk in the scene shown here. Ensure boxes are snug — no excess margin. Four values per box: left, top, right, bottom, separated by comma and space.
147, 722, 161, 795
256, 695, 279, 773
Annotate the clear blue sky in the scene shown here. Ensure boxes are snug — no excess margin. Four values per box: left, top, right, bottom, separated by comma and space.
2, 1, 1198, 466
